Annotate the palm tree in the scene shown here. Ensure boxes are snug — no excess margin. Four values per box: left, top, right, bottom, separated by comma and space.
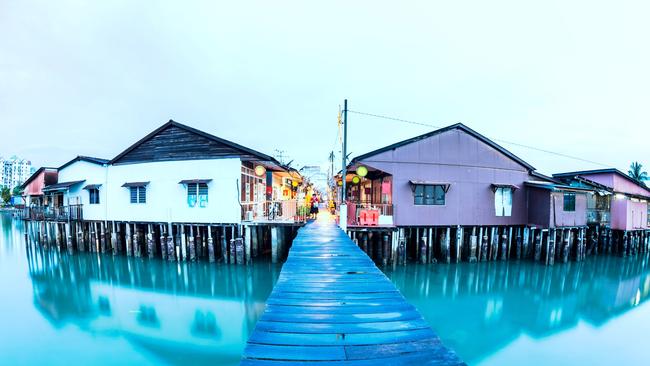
628, 162, 648, 184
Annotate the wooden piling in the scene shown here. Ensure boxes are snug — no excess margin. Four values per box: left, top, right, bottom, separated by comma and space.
444, 227, 451, 263
480, 228, 488, 262
469, 227, 478, 263
167, 223, 175, 261
456, 226, 463, 263
207, 226, 215, 262
188, 225, 196, 261
398, 228, 406, 265
245, 226, 252, 264
419, 230, 427, 264
65, 222, 73, 252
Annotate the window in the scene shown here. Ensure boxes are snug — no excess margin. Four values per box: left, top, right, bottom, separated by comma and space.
130, 186, 146, 204
414, 184, 445, 205
494, 188, 513, 216
563, 192, 575, 211
187, 183, 208, 208
88, 188, 100, 204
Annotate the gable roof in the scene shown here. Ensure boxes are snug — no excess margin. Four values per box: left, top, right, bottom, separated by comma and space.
110, 120, 281, 165
59, 156, 109, 171
553, 168, 649, 192
20, 167, 57, 189
350, 123, 536, 171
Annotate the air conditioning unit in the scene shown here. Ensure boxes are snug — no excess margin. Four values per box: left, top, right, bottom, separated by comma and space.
245, 210, 254, 221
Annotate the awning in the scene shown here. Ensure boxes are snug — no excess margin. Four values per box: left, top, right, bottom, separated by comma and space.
408, 180, 451, 192
83, 184, 102, 190
42, 180, 85, 192
122, 181, 149, 188
178, 179, 213, 185
491, 183, 519, 192
525, 181, 593, 193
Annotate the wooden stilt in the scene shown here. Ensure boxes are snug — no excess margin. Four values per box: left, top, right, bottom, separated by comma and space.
382, 233, 389, 266
245, 225, 252, 264
444, 227, 451, 263
398, 228, 406, 265
271, 226, 278, 263
469, 227, 477, 263
180, 225, 187, 261
208, 225, 215, 262
188, 225, 196, 261
65, 222, 73, 252
251, 226, 258, 258
147, 224, 154, 258
480, 227, 488, 262
167, 223, 175, 261
456, 226, 462, 263
159, 224, 167, 260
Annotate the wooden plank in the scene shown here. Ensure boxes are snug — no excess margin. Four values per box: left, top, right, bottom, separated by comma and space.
242, 213, 463, 365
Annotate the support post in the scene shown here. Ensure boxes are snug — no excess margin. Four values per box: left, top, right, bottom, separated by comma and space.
208, 226, 215, 262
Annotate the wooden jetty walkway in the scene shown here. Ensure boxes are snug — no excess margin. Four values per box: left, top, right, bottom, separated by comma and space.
241, 213, 464, 365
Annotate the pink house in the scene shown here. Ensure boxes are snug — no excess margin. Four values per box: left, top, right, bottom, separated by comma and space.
21, 167, 58, 206
554, 169, 650, 231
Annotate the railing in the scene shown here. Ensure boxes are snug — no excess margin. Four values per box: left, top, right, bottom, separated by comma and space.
241, 200, 307, 223
346, 202, 394, 226
587, 210, 610, 225
19, 205, 83, 221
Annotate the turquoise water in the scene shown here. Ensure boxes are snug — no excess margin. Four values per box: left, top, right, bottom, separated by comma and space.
385, 256, 650, 365
4, 211, 650, 366
0, 213, 280, 365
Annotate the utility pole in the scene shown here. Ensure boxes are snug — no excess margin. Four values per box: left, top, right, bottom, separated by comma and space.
340, 99, 348, 231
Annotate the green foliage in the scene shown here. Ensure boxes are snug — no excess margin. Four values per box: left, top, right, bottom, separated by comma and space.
628, 162, 648, 184
12, 185, 22, 196
0, 187, 10, 205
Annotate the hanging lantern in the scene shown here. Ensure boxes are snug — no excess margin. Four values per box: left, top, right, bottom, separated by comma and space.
352, 176, 361, 184
292, 180, 299, 187
254, 165, 266, 176
357, 166, 368, 177
337, 180, 343, 186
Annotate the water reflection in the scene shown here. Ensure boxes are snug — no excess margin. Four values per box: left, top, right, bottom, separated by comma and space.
385, 256, 650, 364
16, 219, 279, 365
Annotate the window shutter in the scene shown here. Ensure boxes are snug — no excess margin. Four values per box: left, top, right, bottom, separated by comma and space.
138, 186, 146, 203
130, 187, 137, 203
504, 189, 512, 216
495, 188, 504, 216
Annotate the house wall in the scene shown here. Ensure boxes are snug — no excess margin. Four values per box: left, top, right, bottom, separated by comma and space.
24, 171, 46, 197
612, 175, 650, 196
578, 172, 650, 197
611, 197, 648, 230
359, 128, 531, 226
58, 160, 108, 221
527, 187, 550, 228
106, 158, 242, 224
549, 191, 587, 228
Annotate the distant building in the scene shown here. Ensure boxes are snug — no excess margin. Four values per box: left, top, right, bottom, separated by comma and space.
0, 156, 32, 189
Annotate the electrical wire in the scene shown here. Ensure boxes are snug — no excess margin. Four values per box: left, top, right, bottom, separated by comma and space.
348, 110, 611, 168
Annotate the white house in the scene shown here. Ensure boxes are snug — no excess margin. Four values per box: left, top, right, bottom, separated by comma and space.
54, 120, 289, 225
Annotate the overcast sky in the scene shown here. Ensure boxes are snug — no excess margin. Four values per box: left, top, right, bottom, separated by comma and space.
1, 0, 648, 176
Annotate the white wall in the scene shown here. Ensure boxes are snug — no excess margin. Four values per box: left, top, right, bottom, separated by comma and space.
106, 159, 242, 224
58, 160, 108, 221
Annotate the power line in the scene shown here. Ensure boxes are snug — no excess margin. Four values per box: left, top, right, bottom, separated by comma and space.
348, 110, 611, 168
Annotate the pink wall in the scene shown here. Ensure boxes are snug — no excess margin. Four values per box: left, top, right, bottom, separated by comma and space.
611, 198, 648, 230
549, 192, 587, 228
580, 171, 650, 230
578, 172, 650, 197
612, 175, 650, 197
23, 170, 58, 197
527, 188, 587, 228
527, 187, 550, 227
359, 128, 532, 226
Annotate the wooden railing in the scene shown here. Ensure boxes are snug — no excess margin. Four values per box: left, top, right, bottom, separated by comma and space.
19, 205, 83, 221
346, 202, 393, 226
241, 200, 307, 223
